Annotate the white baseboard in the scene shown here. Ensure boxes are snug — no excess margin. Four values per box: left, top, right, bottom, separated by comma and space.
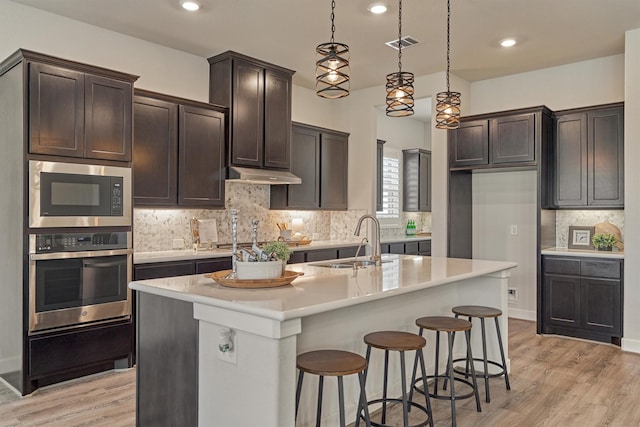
621, 338, 640, 354
507, 308, 536, 321
0, 356, 20, 374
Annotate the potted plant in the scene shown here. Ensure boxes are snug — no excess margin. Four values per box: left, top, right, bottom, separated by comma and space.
591, 233, 617, 251
262, 241, 291, 275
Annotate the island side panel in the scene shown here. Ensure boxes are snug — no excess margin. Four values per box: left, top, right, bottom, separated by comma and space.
136, 292, 198, 427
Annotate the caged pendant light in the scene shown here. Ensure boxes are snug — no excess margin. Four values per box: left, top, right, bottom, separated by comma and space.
385, 0, 414, 117
316, 0, 350, 98
435, 0, 461, 129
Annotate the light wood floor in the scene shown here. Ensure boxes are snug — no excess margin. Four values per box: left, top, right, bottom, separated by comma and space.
1, 319, 639, 426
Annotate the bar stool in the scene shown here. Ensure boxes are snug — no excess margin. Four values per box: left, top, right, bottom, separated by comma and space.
451, 305, 510, 403
356, 331, 433, 427
409, 316, 481, 427
296, 349, 372, 427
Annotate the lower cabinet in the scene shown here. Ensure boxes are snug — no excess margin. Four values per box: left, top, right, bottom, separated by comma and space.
542, 255, 623, 344
381, 239, 431, 256
134, 258, 231, 280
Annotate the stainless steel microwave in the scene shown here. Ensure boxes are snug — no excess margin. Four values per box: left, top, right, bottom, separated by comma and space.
29, 160, 131, 228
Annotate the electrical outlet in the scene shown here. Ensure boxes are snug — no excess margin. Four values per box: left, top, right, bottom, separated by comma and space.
507, 288, 518, 302
218, 329, 237, 364
510, 225, 518, 236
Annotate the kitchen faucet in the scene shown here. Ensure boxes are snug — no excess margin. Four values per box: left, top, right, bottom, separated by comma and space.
354, 214, 382, 266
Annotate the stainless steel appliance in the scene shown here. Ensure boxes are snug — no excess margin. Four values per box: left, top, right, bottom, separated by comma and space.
28, 231, 132, 334
28, 160, 132, 228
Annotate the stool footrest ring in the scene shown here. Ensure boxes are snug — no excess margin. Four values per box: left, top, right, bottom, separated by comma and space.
412, 375, 477, 401
451, 357, 507, 378
360, 398, 431, 427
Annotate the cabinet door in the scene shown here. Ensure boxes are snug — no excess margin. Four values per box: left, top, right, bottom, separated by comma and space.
178, 105, 225, 207
287, 125, 321, 209
263, 68, 291, 169
588, 107, 624, 207
320, 132, 348, 210
543, 274, 580, 329
403, 150, 420, 212
134, 261, 195, 280
389, 243, 405, 254
405, 242, 419, 255
554, 113, 588, 207
306, 249, 338, 262
490, 113, 535, 164
419, 151, 432, 211
133, 96, 178, 206
581, 277, 621, 336
418, 240, 432, 256
84, 75, 132, 161
376, 140, 385, 212
29, 62, 85, 158
449, 119, 489, 168
195, 258, 232, 274
231, 59, 263, 167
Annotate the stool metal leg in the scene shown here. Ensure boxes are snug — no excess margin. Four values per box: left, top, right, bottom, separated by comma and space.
338, 376, 346, 427
356, 346, 372, 427
447, 331, 457, 427
434, 330, 441, 396
316, 376, 324, 427
382, 349, 389, 424
399, 350, 409, 427
357, 371, 372, 427
480, 317, 490, 402
495, 316, 511, 390
295, 371, 304, 420
417, 348, 434, 427
465, 330, 482, 413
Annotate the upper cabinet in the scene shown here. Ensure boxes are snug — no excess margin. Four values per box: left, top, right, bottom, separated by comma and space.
133, 90, 226, 208
403, 149, 431, 212
376, 140, 385, 212
552, 103, 624, 208
208, 51, 294, 170
270, 122, 349, 211
27, 53, 137, 162
449, 108, 551, 170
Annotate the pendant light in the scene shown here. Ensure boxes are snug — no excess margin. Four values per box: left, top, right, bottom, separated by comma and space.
435, 0, 461, 129
385, 0, 414, 117
316, 0, 350, 98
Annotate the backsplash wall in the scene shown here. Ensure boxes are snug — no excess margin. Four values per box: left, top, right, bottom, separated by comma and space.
134, 182, 366, 252
555, 210, 625, 248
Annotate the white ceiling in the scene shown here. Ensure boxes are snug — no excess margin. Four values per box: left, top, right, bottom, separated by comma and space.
11, 0, 640, 92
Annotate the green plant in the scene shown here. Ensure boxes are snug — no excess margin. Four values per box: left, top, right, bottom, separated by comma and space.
591, 233, 617, 249
261, 241, 291, 262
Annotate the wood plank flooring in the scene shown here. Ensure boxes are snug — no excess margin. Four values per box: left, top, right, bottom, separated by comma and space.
0, 319, 639, 426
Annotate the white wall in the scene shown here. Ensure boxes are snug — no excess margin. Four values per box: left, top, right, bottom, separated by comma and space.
623, 28, 640, 352
376, 108, 428, 151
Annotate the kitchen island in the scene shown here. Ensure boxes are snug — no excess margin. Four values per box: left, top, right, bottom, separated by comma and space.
130, 254, 516, 427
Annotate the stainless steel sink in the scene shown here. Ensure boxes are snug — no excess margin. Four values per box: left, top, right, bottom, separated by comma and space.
311, 259, 387, 269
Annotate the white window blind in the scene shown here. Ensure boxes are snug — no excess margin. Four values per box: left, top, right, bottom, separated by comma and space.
376, 153, 400, 219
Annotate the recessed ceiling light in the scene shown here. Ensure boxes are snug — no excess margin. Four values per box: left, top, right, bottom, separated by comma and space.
500, 38, 517, 48
368, 2, 388, 14
180, 0, 201, 12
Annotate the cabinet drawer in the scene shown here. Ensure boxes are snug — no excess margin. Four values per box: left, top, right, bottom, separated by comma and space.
581, 259, 621, 279
405, 242, 419, 255
288, 251, 305, 264
389, 243, 405, 254
338, 246, 359, 259
544, 257, 580, 275
134, 261, 195, 280
306, 249, 338, 262
418, 240, 432, 255
195, 258, 232, 274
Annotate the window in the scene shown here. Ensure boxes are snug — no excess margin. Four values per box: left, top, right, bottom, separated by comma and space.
376, 149, 400, 224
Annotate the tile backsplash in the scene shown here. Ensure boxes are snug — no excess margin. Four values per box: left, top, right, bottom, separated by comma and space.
380, 212, 432, 239
134, 182, 366, 252
555, 210, 624, 248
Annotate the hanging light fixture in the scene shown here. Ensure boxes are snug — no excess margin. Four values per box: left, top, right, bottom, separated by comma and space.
385, 0, 414, 117
316, 0, 350, 98
435, 0, 461, 129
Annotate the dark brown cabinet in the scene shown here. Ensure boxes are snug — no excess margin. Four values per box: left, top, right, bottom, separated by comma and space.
449, 112, 537, 169
29, 60, 135, 162
208, 51, 294, 170
381, 239, 431, 255
376, 140, 385, 212
542, 255, 623, 344
403, 149, 431, 212
553, 103, 624, 208
271, 123, 349, 211
133, 90, 226, 207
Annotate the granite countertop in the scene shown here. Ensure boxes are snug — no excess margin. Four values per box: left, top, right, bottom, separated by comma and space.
129, 254, 516, 321
541, 247, 624, 259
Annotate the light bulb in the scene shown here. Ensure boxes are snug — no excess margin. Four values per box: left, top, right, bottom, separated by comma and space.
395, 89, 406, 99
327, 70, 339, 82
180, 0, 200, 11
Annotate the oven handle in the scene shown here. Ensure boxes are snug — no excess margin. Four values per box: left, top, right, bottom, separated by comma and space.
30, 248, 133, 261
83, 259, 126, 268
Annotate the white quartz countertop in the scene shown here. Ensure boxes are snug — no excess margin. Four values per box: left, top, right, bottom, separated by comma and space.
129, 255, 516, 321
541, 247, 624, 259
381, 235, 432, 243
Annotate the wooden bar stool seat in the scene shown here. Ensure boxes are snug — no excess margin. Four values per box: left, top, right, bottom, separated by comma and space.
409, 316, 481, 427
296, 350, 371, 427
356, 331, 433, 427
451, 305, 510, 403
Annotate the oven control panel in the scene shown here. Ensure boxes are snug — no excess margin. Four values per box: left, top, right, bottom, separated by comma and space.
34, 232, 129, 253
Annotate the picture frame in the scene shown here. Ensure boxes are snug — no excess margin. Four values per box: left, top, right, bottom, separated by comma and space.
568, 226, 595, 250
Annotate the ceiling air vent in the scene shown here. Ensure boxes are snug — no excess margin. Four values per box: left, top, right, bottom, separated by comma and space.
385, 36, 420, 50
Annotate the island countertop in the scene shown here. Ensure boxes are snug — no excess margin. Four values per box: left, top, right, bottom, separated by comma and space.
129, 255, 516, 321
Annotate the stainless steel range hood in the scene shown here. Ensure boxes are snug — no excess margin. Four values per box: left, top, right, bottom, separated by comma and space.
226, 166, 301, 185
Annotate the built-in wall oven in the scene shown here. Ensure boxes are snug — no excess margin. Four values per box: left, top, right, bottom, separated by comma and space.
28, 231, 132, 334
28, 160, 131, 228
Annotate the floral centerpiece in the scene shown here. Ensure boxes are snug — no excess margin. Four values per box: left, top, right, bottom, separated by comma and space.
591, 233, 617, 251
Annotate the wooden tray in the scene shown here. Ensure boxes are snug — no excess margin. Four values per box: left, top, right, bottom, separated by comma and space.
206, 269, 304, 289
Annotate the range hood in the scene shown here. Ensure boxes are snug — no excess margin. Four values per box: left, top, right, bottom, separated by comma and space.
226, 166, 302, 185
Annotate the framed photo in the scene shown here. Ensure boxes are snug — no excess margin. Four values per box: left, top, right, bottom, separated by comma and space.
568, 226, 595, 250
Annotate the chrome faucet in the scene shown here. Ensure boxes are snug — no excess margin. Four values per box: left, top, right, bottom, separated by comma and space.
354, 214, 382, 266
